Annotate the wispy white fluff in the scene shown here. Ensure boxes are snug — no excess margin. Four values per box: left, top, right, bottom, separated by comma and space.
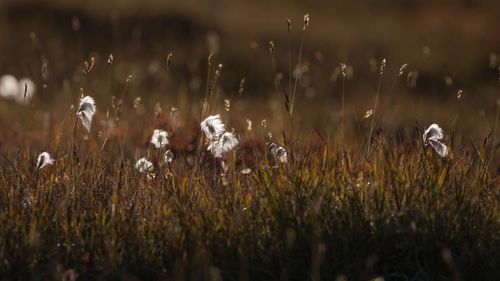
423, 124, 444, 143
77, 96, 96, 133
0, 75, 19, 100
200, 114, 225, 141
164, 150, 174, 164
208, 132, 239, 158
135, 157, 154, 173
269, 143, 288, 164
15, 78, 36, 105
423, 123, 448, 157
150, 129, 169, 148
37, 152, 55, 170
275, 147, 288, 163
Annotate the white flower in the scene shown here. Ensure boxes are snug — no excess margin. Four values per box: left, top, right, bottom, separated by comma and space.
135, 157, 154, 173
150, 129, 169, 148
37, 152, 55, 170
208, 131, 239, 158
77, 96, 96, 132
164, 149, 174, 164
200, 114, 225, 141
423, 123, 448, 157
0, 75, 19, 100
15, 78, 36, 105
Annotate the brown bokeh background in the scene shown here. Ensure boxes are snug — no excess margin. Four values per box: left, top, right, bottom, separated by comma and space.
0, 0, 499, 153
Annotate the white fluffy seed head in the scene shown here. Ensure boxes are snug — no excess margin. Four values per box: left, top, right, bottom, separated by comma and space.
423, 123, 444, 144
268, 142, 288, 164
77, 96, 96, 132
275, 147, 288, 163
200, 114, 225, 141
423, 123, 448, 157
209, 131, 239, 158
428, 139, 448, 157
135, 157, 154, 173
164, 150, 174, 164
150, 129, 169, 149
37, 152, 55, 170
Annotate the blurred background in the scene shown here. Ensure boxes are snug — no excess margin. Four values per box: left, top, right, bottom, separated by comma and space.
0, 0, 499, 155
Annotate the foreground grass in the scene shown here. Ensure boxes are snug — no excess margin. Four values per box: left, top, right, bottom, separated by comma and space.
0, 134, 498, 280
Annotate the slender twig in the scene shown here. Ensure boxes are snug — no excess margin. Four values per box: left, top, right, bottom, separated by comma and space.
340, 64, 347, 143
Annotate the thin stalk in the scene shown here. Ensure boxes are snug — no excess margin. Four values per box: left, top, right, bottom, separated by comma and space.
290, 30, 305, 117
484, 93, 499, 172
287, 18, 292, 108
200, 53, 214, 121
340, 70, 346, 143
367, 59, 386, 154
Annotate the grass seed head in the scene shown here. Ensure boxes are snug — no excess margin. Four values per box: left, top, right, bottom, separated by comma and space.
398, 64, 408, 76
246, 119, 252, 131
269, 41, 275, 56
166, 52, 173, 69
107, 54, 113, 65
380, 58, 387, 75
364, 109, 373, 119
303, 14, 310, 30
238, 78, 246, 95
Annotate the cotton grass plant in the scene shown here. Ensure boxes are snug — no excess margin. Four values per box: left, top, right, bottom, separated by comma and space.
150, 129, 169, 149
76, 96, 96, 133
36, 152, 55, 169
135, 157, 154, 173
423, 123, 448, 157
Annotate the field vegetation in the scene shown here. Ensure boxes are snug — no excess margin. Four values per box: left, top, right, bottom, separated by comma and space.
0, 2, 499, 280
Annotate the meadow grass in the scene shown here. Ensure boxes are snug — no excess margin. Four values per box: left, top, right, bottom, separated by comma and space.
0, 11, 499, 281
0, 129, 498, 280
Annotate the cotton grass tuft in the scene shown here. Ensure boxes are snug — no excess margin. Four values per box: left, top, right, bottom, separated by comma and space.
77, 96, 96, 132
208, 132, 239, 158
423, 123, 448, 157
150, 129, 169, 149
37, 152, 55, 170
200, 114, 225, 141
164, 150, 174, 164
135, 158, 154, 173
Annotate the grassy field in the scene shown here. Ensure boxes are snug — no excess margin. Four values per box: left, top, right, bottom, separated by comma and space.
0, 2, 500, 280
